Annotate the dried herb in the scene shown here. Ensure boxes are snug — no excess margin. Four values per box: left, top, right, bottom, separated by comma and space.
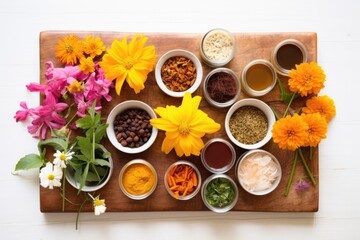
207, 72, 237, 103
229, 106, 268, 144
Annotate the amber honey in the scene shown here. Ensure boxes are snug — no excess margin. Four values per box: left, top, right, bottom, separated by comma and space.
245, 63, 274, 91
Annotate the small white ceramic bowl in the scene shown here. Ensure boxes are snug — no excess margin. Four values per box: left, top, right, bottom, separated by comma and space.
225, 98, 275, 150
106, 100, 158, 154
155, 49, 203, 97
235, 149, 282, 195
164, 160, 202, 200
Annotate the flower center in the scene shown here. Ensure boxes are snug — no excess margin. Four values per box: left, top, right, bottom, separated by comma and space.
178, 123, 190, 135
124, 57, 135, 70
287, 129, 295, 138
48, 173, 55, 180
65, 44, 73, 53
60, 153, 67, 161
95, 198, 105, 206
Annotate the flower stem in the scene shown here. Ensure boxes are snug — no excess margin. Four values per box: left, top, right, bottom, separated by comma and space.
76, 193, 89, 230
62, 168, 66, 212
285, 150, 298, 197
283, 93, 296, 118
309, 146, 313, 161
298, 148, 316, 186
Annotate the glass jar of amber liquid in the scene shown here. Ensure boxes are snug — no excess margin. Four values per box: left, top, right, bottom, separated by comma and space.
241, 59, 277, 97
271, 39, 308, 76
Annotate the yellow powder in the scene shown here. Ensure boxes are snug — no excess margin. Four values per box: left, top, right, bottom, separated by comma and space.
122, 163, 155, 195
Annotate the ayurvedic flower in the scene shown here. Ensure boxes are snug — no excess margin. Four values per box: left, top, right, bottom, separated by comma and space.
150, 92, 221, 157
39, 162, 63, 189
93, 196, 107, 216
302, 95, 336, 122
55, 35, 84, 65
78, 57, 95, 74
53, 150, 75, 168
288, 62, 326, 97
83, 36, 106, 59
301, 113, 328, 147
271, 114, 309, 151
100, 34, 156, 95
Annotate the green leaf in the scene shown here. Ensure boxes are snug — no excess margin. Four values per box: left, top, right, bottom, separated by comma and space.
15, 154, 44, 171
94, 123, 108, 143
79, 163, 90, 192
76, 136, 92, 160
76, 115, 94, 130
85, 171, 100, 182
277, 77, 295, 103
94, 159, 111, 167
38, 138, 67, 151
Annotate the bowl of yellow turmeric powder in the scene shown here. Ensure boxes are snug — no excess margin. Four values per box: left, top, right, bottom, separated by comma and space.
119, 159, 157, 200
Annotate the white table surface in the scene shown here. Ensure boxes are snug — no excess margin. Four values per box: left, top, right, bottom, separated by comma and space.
1, 0, 359, 239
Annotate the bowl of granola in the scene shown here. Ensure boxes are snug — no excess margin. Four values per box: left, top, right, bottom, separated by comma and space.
155, 49, 203, 97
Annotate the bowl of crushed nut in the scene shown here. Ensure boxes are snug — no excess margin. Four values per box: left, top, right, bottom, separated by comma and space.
155, 49, 203, 97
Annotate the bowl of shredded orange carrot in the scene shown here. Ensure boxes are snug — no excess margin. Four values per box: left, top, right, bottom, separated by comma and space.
164, 160, 202, 200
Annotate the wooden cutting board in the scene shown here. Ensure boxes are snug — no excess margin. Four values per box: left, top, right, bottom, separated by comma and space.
39, 31, 318, 212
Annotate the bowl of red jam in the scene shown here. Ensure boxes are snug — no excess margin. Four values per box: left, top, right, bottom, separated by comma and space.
200, 138, 236, 174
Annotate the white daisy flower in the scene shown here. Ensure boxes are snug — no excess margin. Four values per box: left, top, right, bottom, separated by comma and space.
53, 150, 74, 168
39, 162, 63, 189
93, 196, 107, 216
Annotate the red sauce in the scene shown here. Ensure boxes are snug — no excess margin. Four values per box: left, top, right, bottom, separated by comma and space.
204, 141, 232, 169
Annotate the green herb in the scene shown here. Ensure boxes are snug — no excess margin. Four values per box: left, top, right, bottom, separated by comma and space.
205, 177, 235, 208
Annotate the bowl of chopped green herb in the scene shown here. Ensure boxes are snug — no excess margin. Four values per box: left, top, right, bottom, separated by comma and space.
225, 98, 275, 150
201, 174, 238, 213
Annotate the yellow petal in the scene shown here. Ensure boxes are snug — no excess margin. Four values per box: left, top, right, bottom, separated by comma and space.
191, 116, 221, 134
161, 135, 179, 154
126, 68, 146, 93
150, 118, 178, 132
115, 74, 126, 95
178, 134, 194, 157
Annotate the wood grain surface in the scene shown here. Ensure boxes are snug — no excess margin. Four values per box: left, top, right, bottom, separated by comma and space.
39, 31, 318, 212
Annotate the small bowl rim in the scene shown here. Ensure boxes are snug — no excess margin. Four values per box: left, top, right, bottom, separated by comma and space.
155, 49, 203, 98
200, 28, 236, 67
201, 173, 239, 213
106, 100, 158, 154
224, 98, 275, 150
200, 138, 236, 173
235, 149, 282, 195
241, 59, 277, 97
202, 67, 241, 108
163, 160, 202, 200
119, 159, 158, 200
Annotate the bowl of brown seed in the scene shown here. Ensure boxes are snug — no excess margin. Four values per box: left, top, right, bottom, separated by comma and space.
106, 100, 158, 154
155, 49, 203, 97
224, 98, 275, 150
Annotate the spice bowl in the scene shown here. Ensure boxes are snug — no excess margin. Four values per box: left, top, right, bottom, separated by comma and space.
201, 174, 238, 213
203, 68, 241, 108
241, 59, 277, 97
119, 159, 158, 200
200, 28, 236, 67
225, 98, 275, 150
106, 100, 158, 154
235, 149, 281, 195
164, 160, 202, 200
155, 49, 203, 98
201, 138, 236, 173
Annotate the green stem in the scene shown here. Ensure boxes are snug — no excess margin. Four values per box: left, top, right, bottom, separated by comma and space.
285, 150, 298, 197
270, 106, 281, 120
298, 148, 316, 186
76, 193, 89, 230
283, 93, 296, 118
62, 168, 66, 212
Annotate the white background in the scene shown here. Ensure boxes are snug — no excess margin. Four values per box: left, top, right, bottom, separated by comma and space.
1, 0, 359, 239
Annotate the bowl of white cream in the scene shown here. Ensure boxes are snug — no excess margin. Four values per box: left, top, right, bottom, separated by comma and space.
235, 149, 281, 195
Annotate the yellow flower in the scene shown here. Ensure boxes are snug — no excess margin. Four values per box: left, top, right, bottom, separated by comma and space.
288, 62, 326, 97
78, 57, 95, 74
67, 80, 83, 93
55, 35, 84, 65
150, 92, 221, 157
83, 36, 106, 59
301, 113, 327, 147
272, 114, 309, 151
302, 95, 336, 122
99, 34, 156, 95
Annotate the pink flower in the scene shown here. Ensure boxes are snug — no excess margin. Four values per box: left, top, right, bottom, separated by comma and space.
84, 71, 113, 102
14, 101, 34, 122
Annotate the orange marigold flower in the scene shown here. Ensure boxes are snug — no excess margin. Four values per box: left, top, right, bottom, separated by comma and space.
78, 57, 95, 74
288, 62, 326, 97
272, 114, 309, 151
302, 95, 336, 122
83, 36, 106, 59
55, 35, 84, 65
301, 113, 327, 147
